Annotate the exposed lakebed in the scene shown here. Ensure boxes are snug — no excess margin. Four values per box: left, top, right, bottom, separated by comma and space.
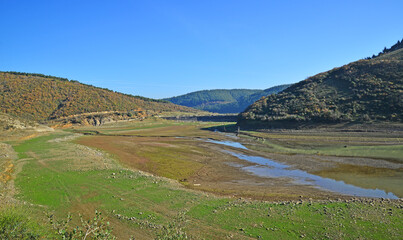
205, 138, 399, 199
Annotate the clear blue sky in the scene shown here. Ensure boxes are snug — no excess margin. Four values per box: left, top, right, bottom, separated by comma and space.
1, 0, 402, 99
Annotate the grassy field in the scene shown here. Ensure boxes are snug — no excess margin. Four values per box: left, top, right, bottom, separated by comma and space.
233, 129, 403, 162
73, 118, 233, 138
0, 120, 402, 239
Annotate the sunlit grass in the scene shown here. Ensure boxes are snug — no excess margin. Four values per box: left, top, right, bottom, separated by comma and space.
5, 122, 403, 239
242, 131, 403, 161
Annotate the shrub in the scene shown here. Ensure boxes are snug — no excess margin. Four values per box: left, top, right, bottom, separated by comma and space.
0, 207, 52, 239
48, 210, 115, 240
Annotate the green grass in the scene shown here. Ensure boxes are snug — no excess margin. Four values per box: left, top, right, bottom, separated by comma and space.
96, 121, 183, 133
187, 200, 402, 239
317, 144, 403, 160
12, 133, 60, 159
6, 129, 403, 239
0, 207, 54, 239
242, 132, 403, 162
80, 119, 197, 131
132, 143, 205, 180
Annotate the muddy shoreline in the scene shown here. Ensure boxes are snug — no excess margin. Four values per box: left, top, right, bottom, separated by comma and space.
76, 130, 403, 201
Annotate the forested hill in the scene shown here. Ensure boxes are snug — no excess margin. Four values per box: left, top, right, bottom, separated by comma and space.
164, 84, 291, 113
0, 72, 198, 121
239, 39, 403, 128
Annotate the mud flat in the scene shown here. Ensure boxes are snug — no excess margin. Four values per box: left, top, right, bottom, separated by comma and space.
76, 120, 403, 200
1, 120, 402, 239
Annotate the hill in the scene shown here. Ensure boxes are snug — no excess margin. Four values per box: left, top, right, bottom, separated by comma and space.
239, 40, 403, 128
0, 72, 198, 122
0, 112, 37, 132
164, 84, 291, 113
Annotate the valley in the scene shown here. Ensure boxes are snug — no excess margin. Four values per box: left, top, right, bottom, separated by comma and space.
164, 85, 291, 114
75, 119, 403, 200
1, 2, 402, 239
1, 118, 402, 239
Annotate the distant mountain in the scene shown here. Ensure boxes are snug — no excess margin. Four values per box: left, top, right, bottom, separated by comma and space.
239, 39, 403, 128
164, 84, 291, 113
0, 72, 198, 122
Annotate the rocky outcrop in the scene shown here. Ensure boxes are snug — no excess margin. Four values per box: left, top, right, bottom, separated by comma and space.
0, 113, 36, 131
49, 111, 148, 127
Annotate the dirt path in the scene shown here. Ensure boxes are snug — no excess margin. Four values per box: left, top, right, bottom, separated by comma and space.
0, 142, 33, 206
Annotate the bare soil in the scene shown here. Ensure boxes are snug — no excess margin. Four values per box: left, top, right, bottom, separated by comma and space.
77, 135, 343, 201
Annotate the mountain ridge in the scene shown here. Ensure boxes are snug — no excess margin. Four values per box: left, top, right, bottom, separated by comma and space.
239, 40, 403, 128
164, 84, 291, 113
0, 71, 199, 122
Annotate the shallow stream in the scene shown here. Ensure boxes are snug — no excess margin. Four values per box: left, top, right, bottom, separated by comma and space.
206, 139, 399, 199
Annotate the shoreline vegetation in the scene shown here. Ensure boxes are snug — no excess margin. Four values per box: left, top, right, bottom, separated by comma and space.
1, 119, 402, 239
0, 40, 402, 239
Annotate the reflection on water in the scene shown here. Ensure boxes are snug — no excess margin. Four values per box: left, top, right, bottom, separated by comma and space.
227, 151, 398, 199
206, 139, 248, 150
205, 138, 399, 199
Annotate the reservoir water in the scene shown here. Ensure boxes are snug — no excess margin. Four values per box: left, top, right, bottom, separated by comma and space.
206, 139, 399, 199
205, 139, 248, 150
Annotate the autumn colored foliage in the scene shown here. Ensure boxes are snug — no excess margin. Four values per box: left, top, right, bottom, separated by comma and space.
0, 72, 196, 121
239, 44, 403, 127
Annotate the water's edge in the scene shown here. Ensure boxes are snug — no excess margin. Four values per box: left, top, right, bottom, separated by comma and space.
205, 138, 399, 199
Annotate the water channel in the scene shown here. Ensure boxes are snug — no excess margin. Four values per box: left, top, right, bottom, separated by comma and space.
206, 139, 399, 199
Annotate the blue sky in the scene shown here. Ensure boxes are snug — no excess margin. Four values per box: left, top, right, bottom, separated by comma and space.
1, 0, 402, 99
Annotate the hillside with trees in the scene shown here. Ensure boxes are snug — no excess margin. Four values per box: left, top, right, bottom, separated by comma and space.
164, 84, 290, 113
239, 40, 403, 128
367, 38, 403, 59
0, 72, 198, 122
